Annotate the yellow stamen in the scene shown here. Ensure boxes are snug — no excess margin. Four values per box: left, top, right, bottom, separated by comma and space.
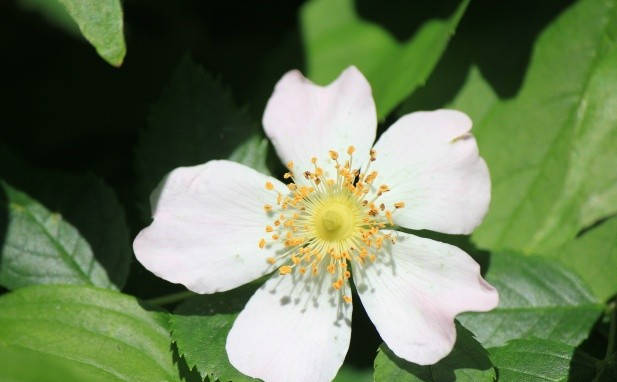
259, 147, 399, 300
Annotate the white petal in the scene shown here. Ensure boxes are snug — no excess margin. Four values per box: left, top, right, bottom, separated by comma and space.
133, 160, 288, 294
371, 109, 490, 234
226, 272, 352, 382
352, 230, 498, 365
263, 66, 377, 181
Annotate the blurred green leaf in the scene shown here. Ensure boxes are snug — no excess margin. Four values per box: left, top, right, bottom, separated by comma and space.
0, 285, 180, 382
333, 366, 372, 382
228, 134, 271, 176
488, 338, 597, 382
18, 0, 80, 37
170, 283, 259, 382
373, 323, 495, 382
0, 344, 115, 382
56, 0, 126, 66
465, 0, 617, 253
544, 217, 617, 302
446, 66, 498, 126
301, 0, 469, 119
135, 56, 265, 220
0, 181, 128, 290
458, 252, 603, 348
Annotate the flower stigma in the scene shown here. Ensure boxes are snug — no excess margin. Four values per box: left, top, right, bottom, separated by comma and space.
258, 146, 404, 303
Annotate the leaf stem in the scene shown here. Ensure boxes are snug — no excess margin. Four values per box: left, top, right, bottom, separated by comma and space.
146, 290, 195, 306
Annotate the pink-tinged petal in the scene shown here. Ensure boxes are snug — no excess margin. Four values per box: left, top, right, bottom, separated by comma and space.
371, 109, 490, 234
226, 272, 352, 382
263, 66, 377, 180
352, 230, 498, 365
133, 160, 287, 294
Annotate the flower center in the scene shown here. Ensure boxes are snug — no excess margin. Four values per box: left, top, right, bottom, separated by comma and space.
314, 196, 357, 241
258, 146, 405, 303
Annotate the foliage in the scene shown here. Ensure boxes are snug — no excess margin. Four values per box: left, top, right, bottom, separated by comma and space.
1, 0, 617, 381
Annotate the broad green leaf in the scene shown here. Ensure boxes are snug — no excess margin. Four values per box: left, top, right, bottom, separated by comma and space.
0, 285, 180, 382
488, 338, 596, 382
545, 216, 617, 302
56, 0, 126, 66
373, 324, 495, 382
135, 56, 263, 219
228, 133, 271, 176
0, 181, 127, 290
170, 283, 259, 382
458, 252, 603, 348
446, 66, 498, 127
301, 0, 470, 119
467, 0, 617, 253
0, 344, 113, 382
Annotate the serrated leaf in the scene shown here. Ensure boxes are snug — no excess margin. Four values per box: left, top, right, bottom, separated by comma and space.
458, 252, 603, 348
301, 0, 469, 119
56, 0, 126, 66
465, 0, 617, 253
373, 323, 495, 382
544, 216, 617, 302
0, 181, 126, 290
488, 338, 597, 382
170, 283, 259, 382
0, 149, 131, 291
0, 285, 180, 382
135, 56, 263, 219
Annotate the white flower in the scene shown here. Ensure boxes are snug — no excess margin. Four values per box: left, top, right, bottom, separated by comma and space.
134, 66, 499, 382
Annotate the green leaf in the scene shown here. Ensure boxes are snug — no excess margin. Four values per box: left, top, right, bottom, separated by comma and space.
458, 252, 603, 349
17, 0, 81, 38
467, 0, 617, 253
544, 216, 617, 302
0, 181, 127, 290
228, 134, 271, 176
301, 0, 469, 119
170, 283, 259, 382
488, 338, 597, 382
0, 285, 180, 382
0, 149, 131, 291
0, 344, 115, 382
373, 323, 495, 382
135, 56, 263, 219
55, 0, 126, 66
333, 366, 372, 382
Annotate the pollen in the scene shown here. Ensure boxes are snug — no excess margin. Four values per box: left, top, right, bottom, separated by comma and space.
259, 146, 401, 301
